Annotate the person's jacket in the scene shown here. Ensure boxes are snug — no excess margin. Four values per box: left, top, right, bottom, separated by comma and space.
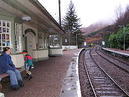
24, 54, 33, 66
0, 53, 16, 73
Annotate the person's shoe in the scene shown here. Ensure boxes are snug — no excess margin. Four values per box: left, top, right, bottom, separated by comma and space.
23, 73, 29, 80
24, 75, 28, 80
11, 85, 20, 90
18, 80, 24, 87
28, 75, 32, 80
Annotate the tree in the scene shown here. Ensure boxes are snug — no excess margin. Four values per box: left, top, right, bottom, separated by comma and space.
104, 5, 129, 49
62, 1, 81, 32
107, 24, 129, 49
62, 1, 84, 46
75, 29, 85, 47
115, 5, 129, 27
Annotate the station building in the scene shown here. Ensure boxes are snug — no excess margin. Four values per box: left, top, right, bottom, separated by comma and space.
0, 0, 64, 67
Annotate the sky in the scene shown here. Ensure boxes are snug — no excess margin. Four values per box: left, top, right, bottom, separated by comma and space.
38, 0, 129, 27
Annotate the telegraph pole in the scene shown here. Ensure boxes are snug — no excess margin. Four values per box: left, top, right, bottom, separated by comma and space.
58, 0, 61, 26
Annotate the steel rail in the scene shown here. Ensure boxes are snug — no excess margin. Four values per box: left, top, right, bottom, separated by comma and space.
96, 48, 129, 74
91, 47, 129, 96
81, 50, 97, 97
100, 49, 129, 67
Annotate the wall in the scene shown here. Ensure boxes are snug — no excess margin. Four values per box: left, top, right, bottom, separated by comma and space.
32, 49, 49, 61
49, 48, 63, 56
62, 46, 78, 50
11, 54, 24, 68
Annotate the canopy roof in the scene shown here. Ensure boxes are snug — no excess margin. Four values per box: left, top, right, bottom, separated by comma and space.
0, 0, 64, 33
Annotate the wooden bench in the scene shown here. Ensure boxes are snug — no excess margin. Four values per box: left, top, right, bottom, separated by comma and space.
0, 73, 9, 92
0, 68, 25, 92
0, 74, 9, 79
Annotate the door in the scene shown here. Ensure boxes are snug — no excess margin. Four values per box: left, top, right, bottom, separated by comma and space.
25, 32, 36, 56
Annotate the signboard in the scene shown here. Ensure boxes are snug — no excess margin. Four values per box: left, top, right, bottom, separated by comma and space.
102, 41, 105, 45
84, 42, 87, 46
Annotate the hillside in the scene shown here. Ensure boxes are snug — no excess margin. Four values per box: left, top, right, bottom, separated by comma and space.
80, 22, 109, 36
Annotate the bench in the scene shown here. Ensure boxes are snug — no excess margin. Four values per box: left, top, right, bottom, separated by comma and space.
0, 73, 9, 91
0, 74, 9, 79
0, 68, 25, 92
0, 73, 9, 92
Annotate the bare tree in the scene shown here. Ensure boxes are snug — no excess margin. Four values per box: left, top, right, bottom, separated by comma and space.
115, 5, 129, 27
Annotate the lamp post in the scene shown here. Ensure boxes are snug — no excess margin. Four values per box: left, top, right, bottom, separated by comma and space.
58, 0, 61, 26
74, 30, 79, 47
108, 31, 111, 48
76, 33, 78, 46
118, 25, 126, 50
123, 26, 126, 50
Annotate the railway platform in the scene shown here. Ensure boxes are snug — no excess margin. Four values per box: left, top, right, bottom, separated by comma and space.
1, 49, 81, 97
102, 48, 129, 72
102, 47, 129, 57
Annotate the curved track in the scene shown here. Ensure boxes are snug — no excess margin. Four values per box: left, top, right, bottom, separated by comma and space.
95, 47, 129, 74
100, 49, 129, 65
79, 48, 129, 97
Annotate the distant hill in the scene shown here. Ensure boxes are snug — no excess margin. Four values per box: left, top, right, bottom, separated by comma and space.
80, 22, 111, 44
80, 22, 109, 36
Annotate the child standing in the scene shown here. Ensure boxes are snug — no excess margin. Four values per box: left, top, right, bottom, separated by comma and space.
22, 50, 33, 80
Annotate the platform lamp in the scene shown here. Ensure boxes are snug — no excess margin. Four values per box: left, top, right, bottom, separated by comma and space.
22, 16, 32, 22
123, 26, 126, 50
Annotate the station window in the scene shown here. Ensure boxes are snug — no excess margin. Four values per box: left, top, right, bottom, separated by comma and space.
44, 34, 48, 48
38, 33, 48, 49
0, 20, 11, 52
38, 32, 44, 49
15, 23, 22, 52
49, 34, 60, 48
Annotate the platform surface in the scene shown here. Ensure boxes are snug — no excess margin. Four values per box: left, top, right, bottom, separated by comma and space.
3, 49, 80, 97
103, 48, 129, 56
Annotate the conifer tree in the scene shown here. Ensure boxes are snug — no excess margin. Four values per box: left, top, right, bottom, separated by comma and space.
62, 1, 81, 32
62, 1, 84, 47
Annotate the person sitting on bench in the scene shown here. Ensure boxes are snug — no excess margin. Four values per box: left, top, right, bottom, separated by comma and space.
0, 47, 24, 90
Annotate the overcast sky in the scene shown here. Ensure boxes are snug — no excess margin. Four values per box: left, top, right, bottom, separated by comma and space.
38, 0, 129, 27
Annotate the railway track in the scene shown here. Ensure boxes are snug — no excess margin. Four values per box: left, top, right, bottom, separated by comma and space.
100, 49, 129, 65
79, 49, 94, 97
95, 47, 129, 74
80, 48, 129, 97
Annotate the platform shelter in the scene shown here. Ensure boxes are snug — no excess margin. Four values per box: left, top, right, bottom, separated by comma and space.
0, 0, 64, 68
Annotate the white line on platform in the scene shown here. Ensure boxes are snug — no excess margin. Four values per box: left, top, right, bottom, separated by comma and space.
60, 49, 82, 97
